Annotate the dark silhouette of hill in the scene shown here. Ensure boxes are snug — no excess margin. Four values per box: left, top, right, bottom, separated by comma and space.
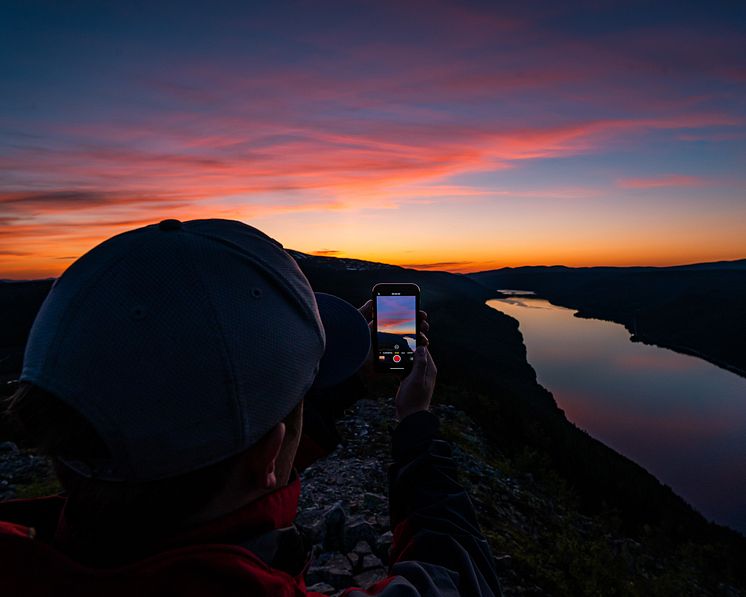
469, 259, 746, 376
2, 254, 746, 592
376, 331, 415, 351
0, 280, 57, 382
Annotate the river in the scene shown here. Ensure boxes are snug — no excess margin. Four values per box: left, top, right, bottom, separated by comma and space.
487, 293, 746, 535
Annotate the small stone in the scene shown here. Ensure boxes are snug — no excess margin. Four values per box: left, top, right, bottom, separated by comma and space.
347, 551, 360, 569
494, 554, 512, 572
307, 553, 353, 588
353, 568, 388, 588
375, 514, 390, 529
0, 442, 19, 454
323, 502, 346, 551
301, 518, 326, 547
375, 531, 393, 550
344, 518, 377, 552
353, 540, 372, 555
306, 581, 335, 594
362, 554, 383, 570
327, 553, 352, 571
362, 492, 386, 509
326, 568, 354, 588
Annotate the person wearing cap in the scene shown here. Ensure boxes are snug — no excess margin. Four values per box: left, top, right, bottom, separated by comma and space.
0, 219, 502, 596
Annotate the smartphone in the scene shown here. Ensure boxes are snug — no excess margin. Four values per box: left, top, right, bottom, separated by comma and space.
372, 283, 420, 373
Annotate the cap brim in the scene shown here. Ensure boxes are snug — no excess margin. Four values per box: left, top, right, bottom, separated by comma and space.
313, 292, 371, 388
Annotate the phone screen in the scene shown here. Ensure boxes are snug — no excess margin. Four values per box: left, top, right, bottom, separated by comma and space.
375, 289, 418, 371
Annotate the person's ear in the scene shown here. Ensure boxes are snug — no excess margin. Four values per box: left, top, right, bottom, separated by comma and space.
261, 422, 286, 490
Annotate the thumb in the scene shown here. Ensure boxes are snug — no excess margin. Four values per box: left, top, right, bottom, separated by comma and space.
411, 346, 428, 374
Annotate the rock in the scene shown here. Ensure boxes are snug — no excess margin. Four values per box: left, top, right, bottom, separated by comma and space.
375, 514, 390, 529
346, 551, 360, 569
344, 518, 377, 552
494, 554, 512, 572
307, 553, 354, 588
302, 518, 327, 547
362, 492, 386, 510
0, 442, 19, 454
353, 568, 388, 588
375, 531, 393, 562
296, 506, 327, 545
323, 502, 346, 551
362, 554, 383, 570
0, 450, 51, 484
353, 540, 372, 555
324, 554, 354, 588
306, 581, 335, 594
0, 487, 16, 501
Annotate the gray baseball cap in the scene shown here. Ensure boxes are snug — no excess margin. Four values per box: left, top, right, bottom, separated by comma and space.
20, 218, 370, 481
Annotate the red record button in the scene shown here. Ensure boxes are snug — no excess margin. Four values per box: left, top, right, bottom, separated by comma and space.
393, 354, 401, 363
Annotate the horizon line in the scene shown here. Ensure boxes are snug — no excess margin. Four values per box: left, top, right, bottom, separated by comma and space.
3, 255, 745, 281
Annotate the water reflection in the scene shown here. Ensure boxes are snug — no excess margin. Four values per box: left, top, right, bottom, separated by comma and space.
488, 295, 746, 534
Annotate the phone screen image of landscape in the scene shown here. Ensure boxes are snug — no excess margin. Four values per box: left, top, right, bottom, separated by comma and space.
376, 295, 417, 368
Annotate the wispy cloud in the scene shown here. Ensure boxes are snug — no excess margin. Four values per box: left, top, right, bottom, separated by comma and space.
617, 175, 706, 189
402, 261, 471, 270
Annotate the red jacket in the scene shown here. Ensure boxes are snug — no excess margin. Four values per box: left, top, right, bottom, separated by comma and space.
0, 474, 407, 596
0, 475, 314, 596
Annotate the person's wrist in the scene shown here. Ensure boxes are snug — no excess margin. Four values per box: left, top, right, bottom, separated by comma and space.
395, 403, 429, 421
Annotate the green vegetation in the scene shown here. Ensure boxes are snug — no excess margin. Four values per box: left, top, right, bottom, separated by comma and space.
436, 382, 742, 595
14, 476, 62, 499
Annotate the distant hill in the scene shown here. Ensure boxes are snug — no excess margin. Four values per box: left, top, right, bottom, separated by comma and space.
2, 253, 746, 592
0, 279, 57, 381
469, 259, 746, 376
376, 331, 415, 352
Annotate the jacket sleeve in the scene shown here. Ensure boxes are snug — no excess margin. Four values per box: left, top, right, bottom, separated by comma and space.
343, 410, 503, 597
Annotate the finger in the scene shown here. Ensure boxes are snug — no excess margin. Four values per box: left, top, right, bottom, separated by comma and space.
425, 345, 437, 375
411, 345, 428, 374
420, 320, 430, 333
418, 309, 428, 321
399, 345, 429, 382
359, 300, 373, 320
417, 332, 429, 346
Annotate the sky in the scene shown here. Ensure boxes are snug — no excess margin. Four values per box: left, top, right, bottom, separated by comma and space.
1, 1, 745, 278
377, 295, 417, 336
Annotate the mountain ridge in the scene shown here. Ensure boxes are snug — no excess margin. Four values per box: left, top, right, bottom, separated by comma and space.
468, 261, 746, 376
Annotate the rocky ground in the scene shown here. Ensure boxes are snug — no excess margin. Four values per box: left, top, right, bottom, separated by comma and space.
296, 397, 539, 596
1, 396, 743, 596
0, 439, 57, 502
297, 396, 744, 596
297, 399, 394, 595
0, 396, 529, 595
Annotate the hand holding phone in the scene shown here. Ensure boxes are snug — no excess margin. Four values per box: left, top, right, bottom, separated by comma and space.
372, 283, 420, 373
395, 345, 437, 420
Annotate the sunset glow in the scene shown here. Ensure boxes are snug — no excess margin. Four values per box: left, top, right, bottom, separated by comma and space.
2, 2, 745, 278
377, 296, 417, 336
